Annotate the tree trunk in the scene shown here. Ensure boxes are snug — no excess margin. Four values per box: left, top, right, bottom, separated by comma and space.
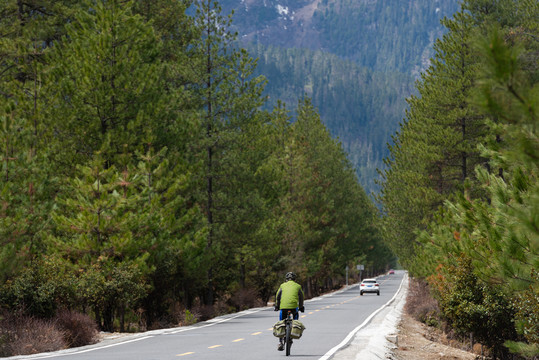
103, 304, 114, 332
120, 306, 125, 332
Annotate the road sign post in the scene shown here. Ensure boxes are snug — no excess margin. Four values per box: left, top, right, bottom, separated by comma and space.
356, 265, 364, 290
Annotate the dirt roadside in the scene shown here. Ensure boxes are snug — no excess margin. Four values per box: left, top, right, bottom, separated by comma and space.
389, 306, 479, 360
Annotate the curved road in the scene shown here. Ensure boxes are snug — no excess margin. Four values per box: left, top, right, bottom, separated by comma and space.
17, 272, 405, 360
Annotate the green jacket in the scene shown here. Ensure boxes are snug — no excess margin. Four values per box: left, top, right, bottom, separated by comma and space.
275, 280, 304, 309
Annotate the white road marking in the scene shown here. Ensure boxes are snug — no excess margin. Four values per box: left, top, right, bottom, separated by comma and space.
30, 336, 154, 359
318, 275, 407, 360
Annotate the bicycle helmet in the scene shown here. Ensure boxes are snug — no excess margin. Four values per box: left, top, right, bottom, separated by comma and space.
285, 272, 296, 281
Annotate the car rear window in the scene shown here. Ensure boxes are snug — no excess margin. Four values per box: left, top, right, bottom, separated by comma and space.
363, 280, 376, 284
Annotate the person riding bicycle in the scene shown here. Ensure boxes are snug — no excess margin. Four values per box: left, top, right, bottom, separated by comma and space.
274, 271, 304, 351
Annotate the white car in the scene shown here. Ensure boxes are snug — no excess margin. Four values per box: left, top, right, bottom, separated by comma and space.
360, 279, 380, 296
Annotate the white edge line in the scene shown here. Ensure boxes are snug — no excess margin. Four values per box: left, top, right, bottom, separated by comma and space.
14, 307, 267, 359
29, 336, 153, 359
318, 273, 407, 360
169, 308, 264, 334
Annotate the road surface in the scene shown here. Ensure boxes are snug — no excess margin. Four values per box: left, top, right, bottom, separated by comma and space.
14, 271, 406, 360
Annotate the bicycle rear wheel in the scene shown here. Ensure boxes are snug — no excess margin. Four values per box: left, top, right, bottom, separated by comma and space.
285, 322, 292, 356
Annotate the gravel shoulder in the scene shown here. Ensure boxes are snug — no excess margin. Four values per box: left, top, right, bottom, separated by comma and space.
389, 312, 478, 360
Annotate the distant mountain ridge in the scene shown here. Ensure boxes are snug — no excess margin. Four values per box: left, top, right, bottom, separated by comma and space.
218, 0, 461, 193
222, 0, 459, 74
226, 0, 323, 50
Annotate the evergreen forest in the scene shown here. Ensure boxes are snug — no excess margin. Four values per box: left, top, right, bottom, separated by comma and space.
378, 0, 538, 358
0, 0, 393, 353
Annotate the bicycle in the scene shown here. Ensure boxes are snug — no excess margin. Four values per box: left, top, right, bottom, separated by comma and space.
283, 309, 294, 356
274, 308, 305, 356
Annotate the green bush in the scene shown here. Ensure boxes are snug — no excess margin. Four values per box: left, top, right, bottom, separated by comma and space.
432, 257, 517, 358
181, 310, 197, 326
506, 283, 539, 357
0, 258, 75, 318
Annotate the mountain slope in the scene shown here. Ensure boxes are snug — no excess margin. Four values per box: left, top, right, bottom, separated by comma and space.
247, 43, 414, 191
223, 0, 459, 74
218, 0, 460, 193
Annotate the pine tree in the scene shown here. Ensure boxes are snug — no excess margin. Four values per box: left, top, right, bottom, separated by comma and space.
133, 146, 207, 326
189, 0, 234, 304
378, 4, 489, 268
469, 25, 537, 356
250, 101, 295, 300
189, 0, 269, 304
46, 0, 168, 171
0, 0, 77, 283
41, 0, 204, 328
49, 155, 150, 331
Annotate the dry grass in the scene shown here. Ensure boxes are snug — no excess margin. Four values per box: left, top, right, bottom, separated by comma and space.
404, 278, 440, 326
0, 312, 66, 356
230, 288, 264, 311
0, 310, 98, 356
55, 310, 98, 348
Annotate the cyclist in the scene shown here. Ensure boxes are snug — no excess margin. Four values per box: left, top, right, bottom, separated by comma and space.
274, 272, 305, 351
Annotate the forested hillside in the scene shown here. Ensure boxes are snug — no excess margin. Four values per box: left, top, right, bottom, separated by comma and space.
218, 0, 460, 193
0, 0, 394, 355
246, 44, 414, 189
221, 0, 459, 73
378, 0, 538, 357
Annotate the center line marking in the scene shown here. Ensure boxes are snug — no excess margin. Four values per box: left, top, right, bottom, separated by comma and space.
209, 345, 222, 349
177, 352, 194, 356
233, 338, 244, 342
251, 332, 262, 335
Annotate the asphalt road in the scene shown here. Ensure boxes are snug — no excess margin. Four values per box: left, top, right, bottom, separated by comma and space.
19, 272, 405, 360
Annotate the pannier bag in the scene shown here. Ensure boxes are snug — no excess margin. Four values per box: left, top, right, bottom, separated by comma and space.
290, 320, 306, 339
273, 320, 286, 338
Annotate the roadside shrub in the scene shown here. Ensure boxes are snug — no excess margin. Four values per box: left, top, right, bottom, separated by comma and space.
184, 298, 209, 321
0, 258, 76, 319
505, 279, 539, 357
213, 296, 234, 316
0, 311, 66, 356
180, 310, 198, 326
196, 304, 215, 321
55, 310, 98, 347
230, 288, 264, 311
405, 278, 440, 326
431, 256, 518, 358
0, 312, 11, 357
